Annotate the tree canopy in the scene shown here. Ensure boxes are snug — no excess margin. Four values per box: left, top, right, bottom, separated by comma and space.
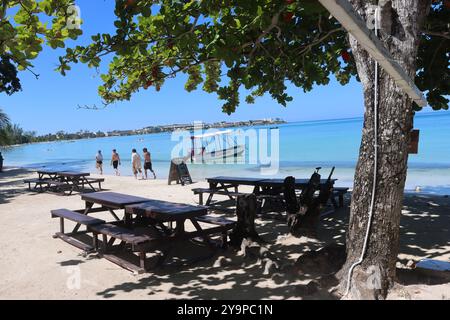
55, 0, 448, 113
1, 1, 448, 111
0, 0, 82, 95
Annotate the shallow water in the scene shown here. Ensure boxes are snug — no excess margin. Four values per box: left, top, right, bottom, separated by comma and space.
2, 112, 450, 194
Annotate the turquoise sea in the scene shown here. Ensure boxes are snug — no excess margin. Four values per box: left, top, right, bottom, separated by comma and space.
2, 112, 450, 195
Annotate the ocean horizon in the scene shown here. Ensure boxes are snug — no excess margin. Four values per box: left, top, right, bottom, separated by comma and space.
2, 112, 450, 195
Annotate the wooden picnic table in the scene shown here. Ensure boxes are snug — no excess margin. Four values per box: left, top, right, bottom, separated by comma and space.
125, 199, 208, 232
207, 176, 267, 187
200, 176, 266, 205
254, 178, 338, 195
37, 169, 59, 180
79, 191, 150, 224
54, 192, 233, 272
56, 171, 92, 194
202, 176, 337, 206
32, 170, 102, 195
125, 200, 219, 266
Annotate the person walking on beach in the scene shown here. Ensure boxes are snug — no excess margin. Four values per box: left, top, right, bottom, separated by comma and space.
111, 149, 121, 176
143, 147, 156, 179
95, 150, 103, 175
131, 149, 143, 179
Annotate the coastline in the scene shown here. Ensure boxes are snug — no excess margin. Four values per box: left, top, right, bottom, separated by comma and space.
4, 111, 450, 148
2, 112, 450, 195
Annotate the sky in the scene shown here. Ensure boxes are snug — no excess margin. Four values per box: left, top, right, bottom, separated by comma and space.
0, 0, 443, 135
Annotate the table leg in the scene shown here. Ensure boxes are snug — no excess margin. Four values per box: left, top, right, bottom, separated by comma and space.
93, 233, 99, 250
220, 183, 235, 201
108, 209, 121, 221
139, 252, 146, 270
102, 234, 108, 252
72, 201, 94, 233
190, 219, 215, 250
82, 177, 96, 191
206, 182, 218, 206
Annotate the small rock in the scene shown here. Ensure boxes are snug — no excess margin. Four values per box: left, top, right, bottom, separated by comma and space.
57, 250, 62, 254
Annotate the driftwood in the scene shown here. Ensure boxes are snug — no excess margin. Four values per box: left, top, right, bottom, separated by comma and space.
285, 167, 335, 236
229, 194, 264, 247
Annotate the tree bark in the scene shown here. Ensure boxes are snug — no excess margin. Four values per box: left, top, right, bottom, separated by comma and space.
338, 0, 431, 299
229, 194, 263, 247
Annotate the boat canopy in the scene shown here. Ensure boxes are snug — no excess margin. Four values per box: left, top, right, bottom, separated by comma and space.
191, 130, 234, 139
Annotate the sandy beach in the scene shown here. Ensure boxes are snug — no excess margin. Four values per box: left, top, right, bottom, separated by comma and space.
0, 167, 448, 300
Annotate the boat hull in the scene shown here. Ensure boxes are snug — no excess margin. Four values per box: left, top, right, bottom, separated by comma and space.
189, 145, 245, 163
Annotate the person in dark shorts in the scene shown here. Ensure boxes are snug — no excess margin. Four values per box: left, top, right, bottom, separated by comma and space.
95, 150, 103, 175
110, 149, 121, 176
143, 147, 156, 179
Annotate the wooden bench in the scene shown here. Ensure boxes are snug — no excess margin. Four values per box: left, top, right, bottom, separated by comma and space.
89, 223, 156, 274
192, 188, 248, 205
195, 215, 236, 248
24, 178, 51, 192
25, 178, 68, 193
51, 209, 106, 252
51, 209, 156, 273
332, 187, 350, 208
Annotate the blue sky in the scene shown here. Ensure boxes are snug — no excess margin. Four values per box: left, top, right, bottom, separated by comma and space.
0, 0, 442, 135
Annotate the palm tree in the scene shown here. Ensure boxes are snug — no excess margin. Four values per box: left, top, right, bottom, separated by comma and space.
0, 108, 11, 145
0, 108, 9, 129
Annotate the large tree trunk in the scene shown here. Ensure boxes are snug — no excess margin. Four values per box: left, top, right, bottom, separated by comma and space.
338, 0, 431, 299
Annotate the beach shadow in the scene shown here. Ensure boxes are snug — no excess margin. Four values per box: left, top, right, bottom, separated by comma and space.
397, 195, 450, 268
65, 192, 449, 299
94, 213, 347, 300
58, 259, 86, 267
0, 167, 38, 205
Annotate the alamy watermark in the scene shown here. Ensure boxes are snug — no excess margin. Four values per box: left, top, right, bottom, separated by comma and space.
66, 5, 82, 30
65, 266, 81, 290
171, 121, 280, 175
64, 265, 98, 290
366, 265, 382, 290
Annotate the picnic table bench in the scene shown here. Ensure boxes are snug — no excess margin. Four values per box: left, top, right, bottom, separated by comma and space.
24, 178, 69, 194
51, 209, 106, 253
90, 223, 157, 273
25, 170, 104, 195
192, 187, 249, 205
52, 192, 236, 273
200, 176, 339, 207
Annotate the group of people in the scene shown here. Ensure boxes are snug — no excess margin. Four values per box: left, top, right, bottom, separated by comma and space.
95, 148, 156, 179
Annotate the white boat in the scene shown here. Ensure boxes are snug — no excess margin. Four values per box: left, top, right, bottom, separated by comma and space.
186, 130, 245, 163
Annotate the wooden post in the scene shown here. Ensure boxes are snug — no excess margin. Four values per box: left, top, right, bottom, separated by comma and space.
93, 233, 98, 250
139, 252, 146, 270
229, 194, 263, 247
59, 217, 64, 234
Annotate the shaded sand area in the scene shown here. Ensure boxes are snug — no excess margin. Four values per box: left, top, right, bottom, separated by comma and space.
0, 167, 448, 300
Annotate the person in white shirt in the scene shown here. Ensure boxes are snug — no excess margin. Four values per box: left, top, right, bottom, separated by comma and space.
131, 149, 143, 179
95, 150, 103, 175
